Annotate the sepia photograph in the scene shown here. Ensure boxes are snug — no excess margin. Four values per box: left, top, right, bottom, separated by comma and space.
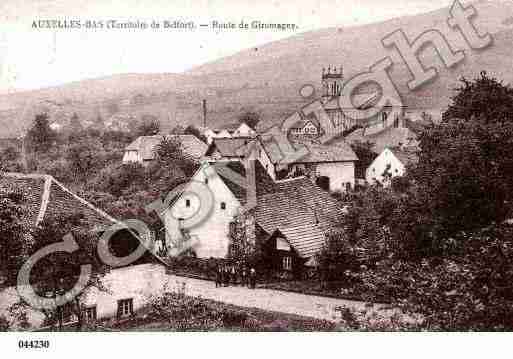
1, 0, 513, 356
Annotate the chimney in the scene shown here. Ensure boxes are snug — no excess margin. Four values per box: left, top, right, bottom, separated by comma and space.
243, 159, 257, 246
202, 99, 207, 128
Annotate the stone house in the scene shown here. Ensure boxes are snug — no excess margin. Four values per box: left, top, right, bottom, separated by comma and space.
123, 134, 207, 165
164, 160, 345, 277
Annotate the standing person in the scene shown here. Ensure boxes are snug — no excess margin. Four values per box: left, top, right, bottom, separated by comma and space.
223, 266, 230, 287
215, 265, 222, 288
249, 267, 256, 289
231, 265, 237, 286
241, 267, 247, 287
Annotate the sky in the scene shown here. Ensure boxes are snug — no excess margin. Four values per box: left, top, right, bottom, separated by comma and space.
0, 0, 475, 93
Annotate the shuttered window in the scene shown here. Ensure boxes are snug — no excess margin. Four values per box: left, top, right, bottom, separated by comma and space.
282, 256, 292, 271
84, 306, 97, 322
117, 299, 133, 318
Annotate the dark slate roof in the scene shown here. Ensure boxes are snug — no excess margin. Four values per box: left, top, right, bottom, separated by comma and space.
276, 224, 332, 258
262, 139, 358, 164
346, 125, 419, 153
0, 172, 119, 232
205, 138, 253, 158
215, 161, 345, 258
125, 135, 208, 160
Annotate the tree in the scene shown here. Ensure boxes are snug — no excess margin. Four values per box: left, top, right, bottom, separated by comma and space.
135, 115, 160, 137
238, 111, 260, 130
443, 71, 513, 124
0, 315, 10, 331
0, 146, 22, 172
30, 213, 108, 331
227, 211, 262, 270
316, 231, 357, 287
350, 140, 377, 180
412, 118, 513, 239
65, 137, 105, 181
184, 125, 208, 144
68, 113, 84, 133
90, 113, 105, 132
155, 137, 197, 177
91, 163, 147, 197
26, 113, 56, 153
0, 185, 31, 284
406, 72, 513, 241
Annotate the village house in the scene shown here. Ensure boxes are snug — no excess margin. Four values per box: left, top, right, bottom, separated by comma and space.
205, 137, 358, 192
123, 134, 208, 165
346, 117, 423, 153
0, 172, 120, 230
202, 122, 257, 144
165, 160, 345, 278
0, 172, 159, 328
232, 121, 257, 137
289, 116, 320, 139
260, 139, 358, 192
365, 147, 419, 186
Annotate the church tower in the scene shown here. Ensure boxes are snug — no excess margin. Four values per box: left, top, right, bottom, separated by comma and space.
321, 65, 343, 103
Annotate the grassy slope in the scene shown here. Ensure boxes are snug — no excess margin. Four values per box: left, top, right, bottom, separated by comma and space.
1, 1, 513, 137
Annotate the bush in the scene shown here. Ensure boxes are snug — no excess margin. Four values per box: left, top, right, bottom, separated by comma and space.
0, 315, 10, 331
351, 223, 513, 330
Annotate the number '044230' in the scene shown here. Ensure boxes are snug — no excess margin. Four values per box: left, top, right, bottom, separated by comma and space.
18, 340, 50, 349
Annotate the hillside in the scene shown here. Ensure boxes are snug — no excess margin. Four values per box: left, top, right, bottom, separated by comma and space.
1, 0, 513, 137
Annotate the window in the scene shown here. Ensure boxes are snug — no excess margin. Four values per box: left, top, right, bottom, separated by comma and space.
283, 256, 292, 271
185, 199, 191, 207
59, 303, 74, 324
117, 299, 133, 318
220, 202, 226, 210
84, 306, 97, 322
205, 178, 209, 184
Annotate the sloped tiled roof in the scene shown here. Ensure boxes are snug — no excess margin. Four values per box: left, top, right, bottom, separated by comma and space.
276, 224, 332, 258
262, 139, 358, 164
205, 138, 252, 158
346, 125, 419, 153
214, 160, 276, 205
215, 161, 344, 258
254, 177, 343, 232
0, 172, 119, 232
125, 135, 207, 161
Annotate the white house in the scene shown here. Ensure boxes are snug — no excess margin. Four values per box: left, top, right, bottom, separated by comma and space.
260, 140, 358, 192
290, 118, 320, 137
206, 137, 358, 192
366, 147, 418, 186
232, 122, 257, 138
164, 160, 345, 271
202, 122, 257, 145
123, 134, 208, 165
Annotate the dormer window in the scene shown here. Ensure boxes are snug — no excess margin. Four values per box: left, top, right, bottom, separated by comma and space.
185, 199, 191, 207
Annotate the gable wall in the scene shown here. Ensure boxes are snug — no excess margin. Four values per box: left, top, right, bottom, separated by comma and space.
365, 149, 405, 185
165, 164, 241, 258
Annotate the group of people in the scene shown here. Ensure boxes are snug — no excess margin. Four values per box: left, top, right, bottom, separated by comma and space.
215, 264, 257, 289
